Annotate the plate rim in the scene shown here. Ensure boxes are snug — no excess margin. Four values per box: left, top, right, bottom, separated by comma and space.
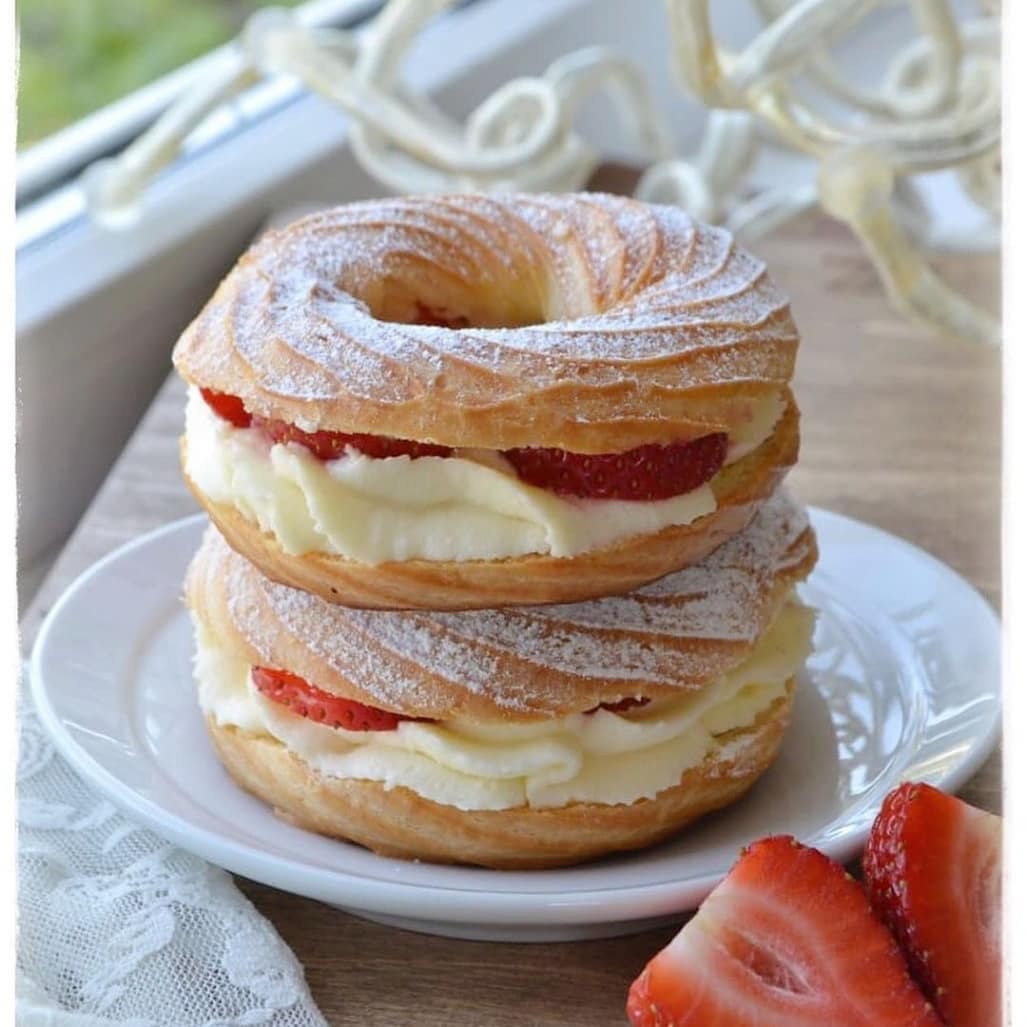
28, 509, 1002, 926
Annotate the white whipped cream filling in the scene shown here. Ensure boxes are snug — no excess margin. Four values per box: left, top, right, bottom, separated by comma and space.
184, 388, 780, 563
195, 598, 814, 811
726, 390, 786, 463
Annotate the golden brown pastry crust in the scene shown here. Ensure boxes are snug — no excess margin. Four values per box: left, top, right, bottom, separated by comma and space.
183, 392, 799, 611
172, 193, 800, 453
205, 683, 794, 869
185, 488, 817, 723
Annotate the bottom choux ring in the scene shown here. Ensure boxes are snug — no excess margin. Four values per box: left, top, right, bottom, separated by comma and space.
205, 682, 794, 871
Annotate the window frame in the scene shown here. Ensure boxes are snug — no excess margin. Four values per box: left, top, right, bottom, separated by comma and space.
15, 0, 617, 575
15, 0, 386, 207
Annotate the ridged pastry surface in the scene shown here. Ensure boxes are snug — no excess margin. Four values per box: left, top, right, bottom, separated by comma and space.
173, 193, 800, 452
186, 490, 817, 722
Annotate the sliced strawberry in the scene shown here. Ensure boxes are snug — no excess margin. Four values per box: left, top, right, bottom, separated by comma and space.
251, 666, 426, 731
199, 383, 726, 496
200, 386, 451, 460
411, 301, 470, 328
200, 387, 252, 428
504, 433, 728, 501
627, 836, 941, 1027
249, 415, 452, 462
864, 783, 1002, 1027
589, 697, 651, 714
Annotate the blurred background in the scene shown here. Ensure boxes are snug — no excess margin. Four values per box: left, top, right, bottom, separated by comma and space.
18, 0, 305, 147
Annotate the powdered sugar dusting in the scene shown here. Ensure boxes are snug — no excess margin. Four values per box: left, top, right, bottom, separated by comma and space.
208, 490, 814, 715
176, 193, 799, 418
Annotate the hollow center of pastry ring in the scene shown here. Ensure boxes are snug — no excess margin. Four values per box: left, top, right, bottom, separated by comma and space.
381, 295, 547, 330
358, 265, 550, 330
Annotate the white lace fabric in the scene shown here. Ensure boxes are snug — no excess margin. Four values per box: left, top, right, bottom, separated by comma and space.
17, 687, 328, 1027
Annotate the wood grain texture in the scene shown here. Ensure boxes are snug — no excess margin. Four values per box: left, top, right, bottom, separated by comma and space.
20, 198, 1000, 1026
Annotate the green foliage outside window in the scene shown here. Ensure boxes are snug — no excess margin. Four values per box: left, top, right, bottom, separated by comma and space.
17, 0, 304, 148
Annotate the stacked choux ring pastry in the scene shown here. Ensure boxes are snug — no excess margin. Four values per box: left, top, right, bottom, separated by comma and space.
175, 193, 799, 609
176, 193, 818, 869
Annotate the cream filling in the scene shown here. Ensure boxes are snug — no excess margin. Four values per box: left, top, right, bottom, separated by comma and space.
194, 598, 814, 811
726, 390, 787, 463
184, 388, 781, 563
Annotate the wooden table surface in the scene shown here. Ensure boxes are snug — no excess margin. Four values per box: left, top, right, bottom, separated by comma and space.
21, 210, 1001, 1026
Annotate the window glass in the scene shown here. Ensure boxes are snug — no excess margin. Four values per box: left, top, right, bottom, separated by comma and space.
17, 0, 306, 148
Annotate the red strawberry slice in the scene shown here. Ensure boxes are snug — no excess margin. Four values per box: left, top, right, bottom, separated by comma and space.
589, 697, 651, 714
251, 666, 426, 731
411, 301, 470, 328
864, 783, 1002, 1027
201, 387, 252, 428
627, 835, 941, 1027
201, 386, 451, 460
250, 416, 452, 461
503, 433, 728, 501
200, 383, 726, 496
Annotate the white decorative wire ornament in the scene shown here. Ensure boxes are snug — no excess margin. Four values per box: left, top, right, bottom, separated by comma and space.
82, 0, 1000, 345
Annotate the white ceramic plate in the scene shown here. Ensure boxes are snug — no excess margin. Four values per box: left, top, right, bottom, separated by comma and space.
30, 509, 1001, 942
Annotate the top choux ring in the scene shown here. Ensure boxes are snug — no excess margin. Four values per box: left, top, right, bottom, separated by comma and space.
173, 192, 801, 609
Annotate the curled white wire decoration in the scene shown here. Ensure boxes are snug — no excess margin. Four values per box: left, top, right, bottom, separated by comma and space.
82, 0, 1000, 345
649, 0, 1000, 343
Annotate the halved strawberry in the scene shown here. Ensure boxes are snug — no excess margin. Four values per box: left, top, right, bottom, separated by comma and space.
250, 416, 452, 461
627, 836, 941, 1027
251, 666, 426, 731
200, 387, 252, 428
864, 783, 1002, 1027
503, 433, 728, 501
